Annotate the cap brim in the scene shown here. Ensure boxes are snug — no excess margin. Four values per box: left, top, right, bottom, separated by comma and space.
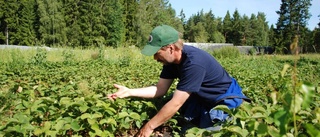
141, 44, 162, 56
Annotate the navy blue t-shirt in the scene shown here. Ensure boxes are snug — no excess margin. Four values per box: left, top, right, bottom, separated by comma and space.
160, 45, 233, 108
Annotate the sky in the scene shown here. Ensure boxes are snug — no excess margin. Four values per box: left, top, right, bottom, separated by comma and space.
169, 0, 320, 30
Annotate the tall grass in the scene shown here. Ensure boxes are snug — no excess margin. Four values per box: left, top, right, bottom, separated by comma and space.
0, 46, 145, 63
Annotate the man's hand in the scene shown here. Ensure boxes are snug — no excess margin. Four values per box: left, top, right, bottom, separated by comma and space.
135, 123, 154, 137
107, 84, 130, 100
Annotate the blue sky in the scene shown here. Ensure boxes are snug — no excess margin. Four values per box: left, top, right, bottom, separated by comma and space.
169, 0, 320, 30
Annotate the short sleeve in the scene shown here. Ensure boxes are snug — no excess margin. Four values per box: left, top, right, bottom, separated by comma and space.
160, 64, 178, 79
176, 64, 206, 92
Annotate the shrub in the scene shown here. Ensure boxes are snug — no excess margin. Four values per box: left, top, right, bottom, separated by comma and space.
210, 46, 240, 59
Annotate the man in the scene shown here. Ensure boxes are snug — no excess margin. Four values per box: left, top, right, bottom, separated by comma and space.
108, 25, 250, 137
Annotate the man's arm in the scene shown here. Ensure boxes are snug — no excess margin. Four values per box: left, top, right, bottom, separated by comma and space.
136, 89, 191, 136
108, 78, 173, 99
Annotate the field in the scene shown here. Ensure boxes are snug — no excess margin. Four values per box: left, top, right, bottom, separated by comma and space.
0, 47, 319, 137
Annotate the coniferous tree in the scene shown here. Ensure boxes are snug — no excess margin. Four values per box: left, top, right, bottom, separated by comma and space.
134, 0, 179, 47
204, 10, 217, 43
269, 24, 276, 47
36, 0, 66, 46
313, 15, 320, 52
242, 14, 252, 45
0, 0, 4, 44
1, 0, 20, 45
122, 0, 137, 46
213, 17, 225, 43
256, 12, 269, 46
193, 22, 208, 43
104, 0, 125, 47
231, 9, 242, 45
275, 0, 312, 53
62, 0, 82, 47
222, 11, 232, 43
14, 0, 38, 46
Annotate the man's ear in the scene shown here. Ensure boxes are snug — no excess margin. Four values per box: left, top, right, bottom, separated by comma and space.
169, 44, 175, 53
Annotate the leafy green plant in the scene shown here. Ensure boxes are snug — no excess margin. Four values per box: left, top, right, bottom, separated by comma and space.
210, 46, 241, 59
0, 47, 319, 137
31, 48, 48, 65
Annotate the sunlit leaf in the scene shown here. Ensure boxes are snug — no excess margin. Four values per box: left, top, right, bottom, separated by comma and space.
70, 121, 81, 131
118, 112, 129, 119
33, 128, 43, 136
129, 112, 140, 120
270, 91, 277, 105
304, 123, 320, 137
80, 113, 91, 119
92, 113, 103, 119
226, 125, 249, 137
268, 126, 280, 137
293, 94, 303, 113
213, 105, 232, 115
281, 64, 290, 77
79, 105, 89, 113
54, 120, 65, 131
300, 83, 316, 109
252, 113, 266, 119
43, 121, 51, 131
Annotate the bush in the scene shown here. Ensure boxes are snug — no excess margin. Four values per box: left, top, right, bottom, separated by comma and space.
210, 46, 240, 59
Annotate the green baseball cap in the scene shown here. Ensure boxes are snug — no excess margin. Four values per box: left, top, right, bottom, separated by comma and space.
141, 25, 179, 56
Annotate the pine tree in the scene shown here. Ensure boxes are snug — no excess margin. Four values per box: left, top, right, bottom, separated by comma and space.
242, 14, 252, 45
256, 12, 269, 46
275, 0, 312, 53
62, 0, 82, 47
14, 0, 38, 46
222, 11, 232, 43
1, 0, 20, 45
36, 0, 67, 46
122, 0, 137, 46
231, 9, 242, 46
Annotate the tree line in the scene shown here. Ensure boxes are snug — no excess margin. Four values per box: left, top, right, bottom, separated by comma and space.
0, 0, 319, 53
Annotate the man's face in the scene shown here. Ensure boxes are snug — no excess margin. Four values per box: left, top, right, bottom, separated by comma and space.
153, 45, 174, 65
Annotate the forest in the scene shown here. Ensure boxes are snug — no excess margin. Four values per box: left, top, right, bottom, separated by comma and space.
0, 0, 320, 54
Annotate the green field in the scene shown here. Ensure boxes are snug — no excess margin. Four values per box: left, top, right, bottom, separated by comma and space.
0, 47, 319, 137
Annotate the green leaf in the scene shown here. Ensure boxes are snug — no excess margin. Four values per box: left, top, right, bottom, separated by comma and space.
34, 128, 43, 136
256, 123, 268, 135
281, 64, 290, 77
43, 121, 51, 131
106, 118, 117, 126
252, 113, 266, 119
270, 91, 278, 105
54, 120, 65, 131
213, 105, 232, 115
92, 113, 103, 119
79, 105, 89, 113
251, 106, 266, 113
129, 112, 140, 120
118, 112, 129, 119
80, 113, 91, 119
22, 123, 34, 130
300, 83, 316, 109
60, 97, 72, 106
293, 94, 303, 113
304, 123, 320, 137
273, 110, 289, 134
22, 100, 31, 108
70, 121, 81, 131
14, 114, 30, 124
91, 123, 102, 135
88, 118, 97, 125
268, 126, 280, 137
226, 126, 249, 137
